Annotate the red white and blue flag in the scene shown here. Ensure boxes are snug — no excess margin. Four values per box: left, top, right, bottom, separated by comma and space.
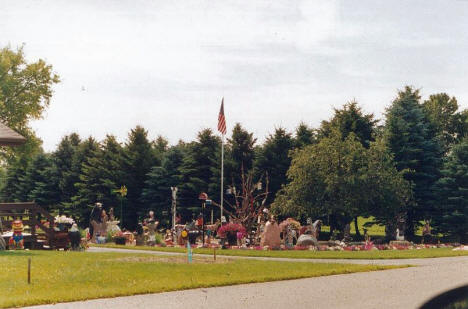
218, 98, 227, 135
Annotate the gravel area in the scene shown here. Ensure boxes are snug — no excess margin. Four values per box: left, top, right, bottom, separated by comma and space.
23, 248, 468, 309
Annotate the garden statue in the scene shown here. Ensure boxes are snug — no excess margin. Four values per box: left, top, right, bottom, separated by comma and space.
422, 220, 433, 244
312, 220, 322, 239
9, 220, 24, 249
89, 202, 102, 241
69, 223, 81, 250
363, 228, 371, 243
342, 223, 352, 243
260, 215, 281, 248
108, 207, 115, 221
396, 228, 404, 241
284, 224, 296, 248
146, 219, 158, 246
164, 229, 173, 245
279, 218, 300, 248
135, 223, 145, 246
396, 215, 406, 241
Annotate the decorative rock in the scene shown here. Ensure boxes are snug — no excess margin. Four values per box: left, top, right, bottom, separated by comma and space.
297, 234, 318, 247
260, 220, 281, 248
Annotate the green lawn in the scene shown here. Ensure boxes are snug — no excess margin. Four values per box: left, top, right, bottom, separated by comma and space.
94, 244, 468, 259
0, 250, 400, 308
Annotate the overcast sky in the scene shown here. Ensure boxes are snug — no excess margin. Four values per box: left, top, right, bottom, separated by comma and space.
1, 0, 468, 151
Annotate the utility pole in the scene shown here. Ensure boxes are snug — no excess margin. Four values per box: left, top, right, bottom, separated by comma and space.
171, 187, 178, 240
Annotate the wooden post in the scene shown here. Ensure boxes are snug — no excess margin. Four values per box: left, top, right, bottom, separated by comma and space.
27, 258, 31, 284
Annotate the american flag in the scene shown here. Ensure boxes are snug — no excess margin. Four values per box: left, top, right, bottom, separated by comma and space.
218, 98, 226, 135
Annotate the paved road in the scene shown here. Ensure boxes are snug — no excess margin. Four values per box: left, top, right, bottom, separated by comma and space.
24, 248, 468, 309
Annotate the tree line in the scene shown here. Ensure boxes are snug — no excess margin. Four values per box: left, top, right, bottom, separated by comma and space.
0, 46, 467, 242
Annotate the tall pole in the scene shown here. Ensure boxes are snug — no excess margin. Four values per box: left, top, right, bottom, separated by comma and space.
171, 187, 177, 241
220, 135, 224, 220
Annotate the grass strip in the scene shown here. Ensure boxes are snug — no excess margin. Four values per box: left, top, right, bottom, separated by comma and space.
0, 250, 403, 308
93, 244, 468, 259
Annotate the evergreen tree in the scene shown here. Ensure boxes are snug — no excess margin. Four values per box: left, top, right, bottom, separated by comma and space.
53, 133, 81, 207
434, 137, 468, 243
75, 135, 125, 224
142, 145, 184, 226
318, 101, 376, 148
294, 122, 316, 148
1, 156, 30, 202
228, 123, 256, 172
384, 86, 443, 238
69, 137, 100, 226
25, 153, 60, 211
423, 93, 467, 153
122, 126, 156, 229
254, 127, 294, 204
178, 129, 221, 219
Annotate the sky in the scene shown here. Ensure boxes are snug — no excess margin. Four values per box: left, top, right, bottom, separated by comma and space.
1, 0, 468, 151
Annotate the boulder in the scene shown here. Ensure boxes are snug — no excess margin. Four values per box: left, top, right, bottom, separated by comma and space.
297, 234, 318, 247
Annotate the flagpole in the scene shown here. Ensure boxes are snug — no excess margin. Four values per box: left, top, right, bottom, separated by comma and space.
220, 134, 224, 220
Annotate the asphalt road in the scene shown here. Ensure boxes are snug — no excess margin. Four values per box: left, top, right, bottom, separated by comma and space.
23, 248, 468, 309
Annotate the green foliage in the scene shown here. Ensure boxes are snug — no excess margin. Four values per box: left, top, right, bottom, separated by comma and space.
227, 122, 256, 173
121, 126, 156, 229
422, 93, 467, 153
69, 137, 101, 225
24, 153, 60, 210
318, 101, 376, 148
178, 129, 221, 217
254, 127, 294, 204
384, 86, 443, 238
141, 145, 184, 224
294, 122, 316, 148
0, 46, 59, 162
273, 131, 410, 233
434, 137, 468, 243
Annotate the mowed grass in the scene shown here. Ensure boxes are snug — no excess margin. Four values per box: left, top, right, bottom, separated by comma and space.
94, 244, 468, 259
0, 250, 400, 308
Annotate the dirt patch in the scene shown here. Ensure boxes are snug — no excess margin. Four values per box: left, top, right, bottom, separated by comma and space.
111, 256, 231, 264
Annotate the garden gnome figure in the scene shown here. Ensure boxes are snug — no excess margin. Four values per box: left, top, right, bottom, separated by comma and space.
9, 220, 24, 249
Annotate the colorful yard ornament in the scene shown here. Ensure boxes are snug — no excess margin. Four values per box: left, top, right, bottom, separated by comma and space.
9, 220, 24, 249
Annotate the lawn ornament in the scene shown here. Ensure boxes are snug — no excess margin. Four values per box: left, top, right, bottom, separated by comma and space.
9, 220, 24, 249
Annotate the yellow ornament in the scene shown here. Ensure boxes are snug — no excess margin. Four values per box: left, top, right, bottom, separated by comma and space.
181, 230, 188, 238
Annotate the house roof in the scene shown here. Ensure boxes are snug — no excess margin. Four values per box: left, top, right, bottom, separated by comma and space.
0, 122, 26, 146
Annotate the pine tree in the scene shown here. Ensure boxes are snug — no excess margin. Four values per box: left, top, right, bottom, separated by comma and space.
26, 153, 60, 211
254, 127, 294, 204
122, 126, 156, 229
178, 129, 221, 218
69, 137, 101, 225
53, 133, 81, 207
142, 145, 184, 226
384, 86, 443, 238
294, 122, 316, 148
318, 101, 376, 148
434, 137, 468, 243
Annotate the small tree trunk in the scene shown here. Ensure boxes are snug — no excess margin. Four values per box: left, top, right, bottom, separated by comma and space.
354, 216, 361, 240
